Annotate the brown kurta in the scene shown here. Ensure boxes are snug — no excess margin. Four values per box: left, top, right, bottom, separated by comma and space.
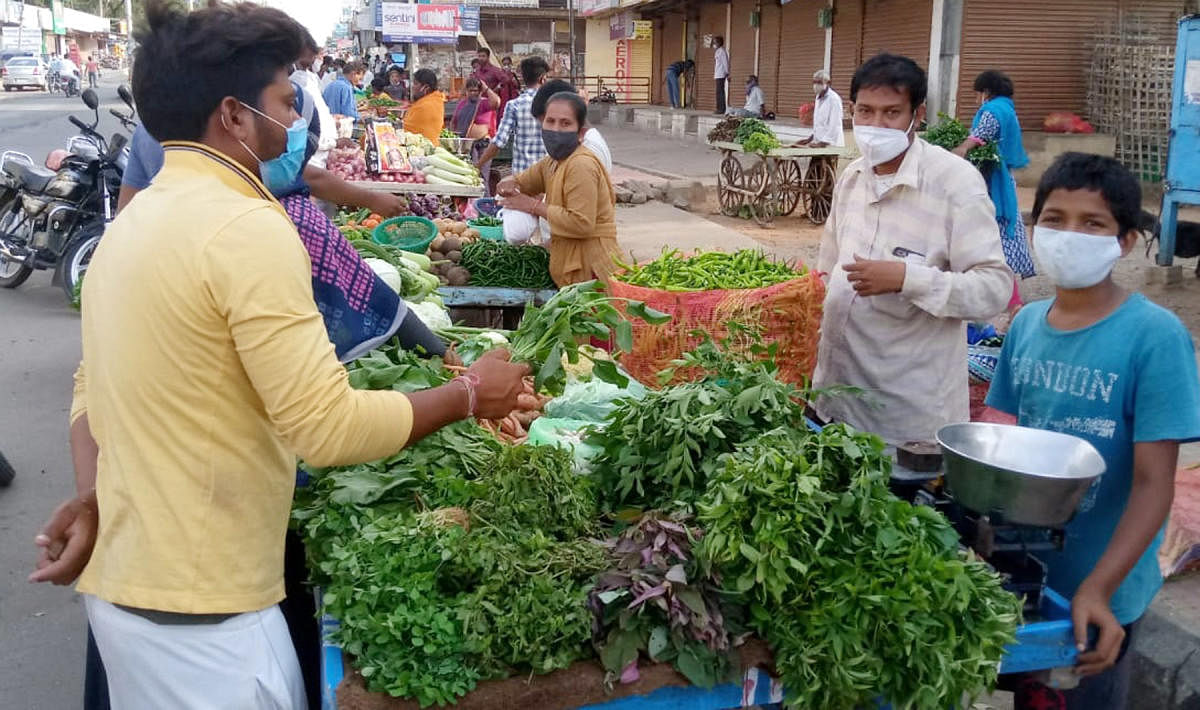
514, 146, 619, 286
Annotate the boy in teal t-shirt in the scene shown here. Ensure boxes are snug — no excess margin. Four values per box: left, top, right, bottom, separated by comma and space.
987, 153, 1200, 710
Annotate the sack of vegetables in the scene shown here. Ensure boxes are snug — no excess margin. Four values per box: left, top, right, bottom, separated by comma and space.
609, 249, 824, 387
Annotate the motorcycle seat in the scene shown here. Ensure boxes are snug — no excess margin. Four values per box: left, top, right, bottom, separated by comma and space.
4, 162, 55, 193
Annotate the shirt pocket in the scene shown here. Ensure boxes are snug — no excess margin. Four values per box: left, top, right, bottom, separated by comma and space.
864, 242, 928, 320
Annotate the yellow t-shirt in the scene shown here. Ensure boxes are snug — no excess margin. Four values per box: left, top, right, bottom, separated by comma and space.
72, 143, 413, 614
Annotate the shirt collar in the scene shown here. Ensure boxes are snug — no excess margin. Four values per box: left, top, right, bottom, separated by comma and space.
160, 141, 276, 203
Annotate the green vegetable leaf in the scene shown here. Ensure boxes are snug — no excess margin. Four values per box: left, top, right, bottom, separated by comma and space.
590, 358, 629, 389
625, 300, 672, 325
615, 319, 634, 353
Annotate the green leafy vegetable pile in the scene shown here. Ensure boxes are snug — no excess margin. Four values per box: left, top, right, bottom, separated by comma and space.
697, 427, 1022, 710
923, 111, 1001, 166
588, 514, 738, 689
588, 330, 808, 511
733, 118, 779, 155
460, 239, 555, 290
615, 249, 804, 292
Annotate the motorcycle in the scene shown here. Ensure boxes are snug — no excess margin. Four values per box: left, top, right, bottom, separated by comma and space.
0, 86, 132, 302
48, 70, 80, 98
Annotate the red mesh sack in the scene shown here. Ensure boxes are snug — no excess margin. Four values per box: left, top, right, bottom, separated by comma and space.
797, 102, 815, 127
609, 273, 825, 387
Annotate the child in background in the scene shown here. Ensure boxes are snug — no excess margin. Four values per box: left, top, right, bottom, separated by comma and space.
986, 152, 1200, 709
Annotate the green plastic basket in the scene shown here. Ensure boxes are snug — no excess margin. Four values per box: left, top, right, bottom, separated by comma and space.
468, 218, 505, 241
372, 216, 438, 253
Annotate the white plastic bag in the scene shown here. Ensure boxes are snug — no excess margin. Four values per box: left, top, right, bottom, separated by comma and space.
501, 207, 539, 245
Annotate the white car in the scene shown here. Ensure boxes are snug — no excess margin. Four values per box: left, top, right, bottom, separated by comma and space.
3, 57, 49, 92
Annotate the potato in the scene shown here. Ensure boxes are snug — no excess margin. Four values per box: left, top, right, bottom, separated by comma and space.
441, 236, 462, 253
431, 235, 446, 251
446, 266, 470, 286
429, 250, 446, 262
447, 250, 462, 263
464, 228, 480, 240
451, 222, 466, 234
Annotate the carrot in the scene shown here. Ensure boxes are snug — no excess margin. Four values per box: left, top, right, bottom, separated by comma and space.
498, 417, 517, 437
516, 394, 540, 411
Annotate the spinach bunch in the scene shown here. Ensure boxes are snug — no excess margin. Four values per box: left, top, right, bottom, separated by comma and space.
923, 111, 1001, 166
588, 514, 738, 690
697, 427, 1022, 710
589, 331, 807, 510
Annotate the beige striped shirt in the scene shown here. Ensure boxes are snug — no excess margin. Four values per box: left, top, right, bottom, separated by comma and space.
813, 138, 1012, 444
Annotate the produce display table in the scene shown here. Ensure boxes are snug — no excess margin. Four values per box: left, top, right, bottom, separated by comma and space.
348, 180, 484, 198
319, 588, 1076, 710
709, 140, 844, 227
438, 286, 557, 329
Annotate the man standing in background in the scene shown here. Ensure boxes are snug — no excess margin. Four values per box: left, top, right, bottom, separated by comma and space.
475, 47, 518, 115
664, 59, 693, 109
712, 36, 729, 115
799, 69, 845, 148
323, 59, 364, 120
475, 56, 550, 175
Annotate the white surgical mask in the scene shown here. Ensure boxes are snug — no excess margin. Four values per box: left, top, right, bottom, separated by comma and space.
1032, 226, 1123, 289
813, 84, 824, 95
852, 117, 915, 168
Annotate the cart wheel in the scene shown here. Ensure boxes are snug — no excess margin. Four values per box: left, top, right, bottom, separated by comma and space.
804, 157, 837, 225
718, 155, 745, 216
774, 159, 803, 216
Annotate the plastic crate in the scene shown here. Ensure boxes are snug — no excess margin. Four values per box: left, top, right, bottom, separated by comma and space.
372, 216, 437, 253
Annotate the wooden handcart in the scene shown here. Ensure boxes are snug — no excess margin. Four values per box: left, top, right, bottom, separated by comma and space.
710, 141, 843, 227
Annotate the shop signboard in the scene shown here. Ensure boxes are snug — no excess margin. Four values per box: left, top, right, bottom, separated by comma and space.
456, 0, 538, 7
580, 0, 617, 18
458, 5, 480, 35
380, 2, 471, 44
2, 27, 40, 51
609, 12, 630, 41
631, 19, 652, 40
50, 0, 65, 35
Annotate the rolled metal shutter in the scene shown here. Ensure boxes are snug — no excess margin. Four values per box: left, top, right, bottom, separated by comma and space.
774, 0, 826, 119
728, 0, 758, 91
757, 0, 782, 114
861, 0, 932, 68
830, 0, 864, 101
653, 12, 686, 104
956, 0, 1123, 129
695, 1, 728, 111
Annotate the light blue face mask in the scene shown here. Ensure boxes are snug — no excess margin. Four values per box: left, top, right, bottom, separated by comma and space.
236, 102, 308, 195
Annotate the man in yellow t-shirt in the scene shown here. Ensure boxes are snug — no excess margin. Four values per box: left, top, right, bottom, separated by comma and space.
403, 67, 446, 142
29, 3, 526, 708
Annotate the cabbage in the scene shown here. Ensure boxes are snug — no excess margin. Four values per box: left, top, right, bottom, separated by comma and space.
406, 299, 452, 330
364, 258, 403, 293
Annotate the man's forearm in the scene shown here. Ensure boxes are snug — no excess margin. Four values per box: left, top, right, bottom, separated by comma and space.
477, 142, 501, 167
304, 164, 376, 208
1081, 441, 1178, 597
70, 414, 98, 497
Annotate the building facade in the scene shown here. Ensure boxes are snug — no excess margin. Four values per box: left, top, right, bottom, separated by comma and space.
583, 0, 1192, 128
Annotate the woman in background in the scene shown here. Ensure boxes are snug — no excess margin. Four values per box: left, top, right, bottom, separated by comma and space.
954, 70, 1032, 311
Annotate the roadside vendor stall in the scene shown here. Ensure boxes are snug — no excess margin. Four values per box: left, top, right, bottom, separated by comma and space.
294, 250, 1092, 710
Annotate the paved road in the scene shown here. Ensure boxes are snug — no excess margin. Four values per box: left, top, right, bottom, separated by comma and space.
0, 73, 135, 709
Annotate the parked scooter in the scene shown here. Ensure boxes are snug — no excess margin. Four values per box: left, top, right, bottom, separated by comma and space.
0, 86, 132, 301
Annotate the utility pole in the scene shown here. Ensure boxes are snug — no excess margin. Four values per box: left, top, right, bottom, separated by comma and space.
124, 0, 133, 69
567, 0, 576, 84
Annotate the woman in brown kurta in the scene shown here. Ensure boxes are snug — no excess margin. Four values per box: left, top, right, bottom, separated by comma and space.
496, 91, 619, 287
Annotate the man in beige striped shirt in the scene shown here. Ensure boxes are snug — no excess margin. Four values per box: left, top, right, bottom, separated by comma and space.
813, 53, 1012, 445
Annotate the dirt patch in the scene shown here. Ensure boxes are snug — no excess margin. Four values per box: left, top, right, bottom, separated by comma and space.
696, 188, 824, 268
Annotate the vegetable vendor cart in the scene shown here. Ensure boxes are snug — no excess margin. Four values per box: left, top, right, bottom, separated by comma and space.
709, 141, 842, 227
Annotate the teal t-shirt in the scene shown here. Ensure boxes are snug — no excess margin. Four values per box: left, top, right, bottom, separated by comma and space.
986, 293, 1200, 624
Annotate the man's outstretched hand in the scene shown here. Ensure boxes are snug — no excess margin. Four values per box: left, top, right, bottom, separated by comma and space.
29, 492, 98, 586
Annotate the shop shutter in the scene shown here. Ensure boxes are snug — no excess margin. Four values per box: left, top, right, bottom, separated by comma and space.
830, 0, 864, 101
861, 0, 932, 69
728, 0, 757, 90
694, 1, 729, 111
956, 0, 1125, 129
657, 12, 686, 105
756, 0, 782, 114
630, 38, 654, 103
774, 0, 826, 119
